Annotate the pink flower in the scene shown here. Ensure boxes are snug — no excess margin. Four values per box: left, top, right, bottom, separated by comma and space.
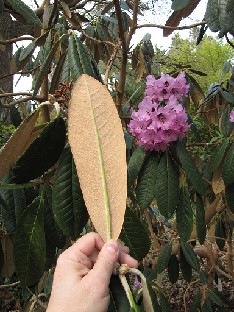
129, 72, 190, 151
230, 110, 234, 122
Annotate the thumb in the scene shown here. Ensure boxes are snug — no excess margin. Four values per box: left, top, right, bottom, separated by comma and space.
91, 240, 119, 285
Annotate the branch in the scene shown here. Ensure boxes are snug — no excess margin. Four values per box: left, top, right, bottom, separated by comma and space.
135, 21, 206, 31
0, 281, 20, 289
126, 0, 139, 47
0, 96, 43, 108
0, 92, 32, 97
225, 34, 234, 49
0, 36, 34, 45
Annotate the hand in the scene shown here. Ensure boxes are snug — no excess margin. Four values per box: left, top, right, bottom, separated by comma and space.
47, 232, 138, 312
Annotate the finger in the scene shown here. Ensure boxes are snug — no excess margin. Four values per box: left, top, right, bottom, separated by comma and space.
119, 245, 129, 254
118, 251, 138, 268
90, 240, 119, 285
72, 232, 104, 256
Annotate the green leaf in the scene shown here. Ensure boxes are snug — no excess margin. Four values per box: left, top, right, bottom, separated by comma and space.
108, 275, 131, 312
196, 193, 206, 245
222, 143, 234, 186
13, 188, 26, 224
190, 292, 202, 312
175, 141, 205, 195
171, 0, 190, 11
10, 106, 22, 128
60, 54, 70, 83
43, 184, 66, 249
208, 140, 229, 173
19, 41, 36, 62
156, 152, 179, 217
222, 61, 231, 75
201, 296, 212, 312
144, 278, 161, 311
119, 208, 151, 261
136, 153, 158, 209
13, 116, 66, 184
167, 254, 179, 284
176, 186, 193, 242
180, 246, 192, 282
219, 105, 234, 137
33, 39, 60, 98
208, 289, 222, 307
157, 242, 172, 273
158, 292, 172, 312
225, 183, 234, 213
52, 145, 89, 240
215, 214, 226, 250
219, 89, 234, 104
181, 242, 200, 272
5, 0, 42, 27
0, 172, 16, 234
14, 197, 46, 286
127, 147, 145, 187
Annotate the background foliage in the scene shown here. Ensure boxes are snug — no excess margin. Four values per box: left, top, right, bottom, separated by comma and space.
0, 0, 233, 311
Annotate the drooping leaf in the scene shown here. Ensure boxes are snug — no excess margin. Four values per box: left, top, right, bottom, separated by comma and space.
157, 242, 172, 273
222, 61, 231, 75
176, 186, 193, 242
215, 214, 226, 250
33, 39, 60, 98
0, 110, 40, 180
52, 145, 89, 240
13, 116, 66, 184
119, 208, 151, 261
186, 73, 204, 108
175, 141, 205, 195
180, 246, 192, 282
225, 183, 234, 213
13, 188, 27, 225
208, 289, 222, 307
68, 74, 127, 242
10, 106, 22, 127
167, 254, 179, 284
196, 193, 206, 244
5, 0, 42, 27
163, 0, 201, 37
208, 139, 229, 173
0, 172, 16, 234
43, 184, 66, 249
191, 292, 202, 312
136, 153, 158, 209
180, 242, 200, 272
156, 152, 179, 217
108, 275, 131, 312
14, 197, 46, 286
127, 147, 145, 187
219, 104, 234, 137
158, 292, 172, 312
143, 271, 161, 311
222, 142, 234, 186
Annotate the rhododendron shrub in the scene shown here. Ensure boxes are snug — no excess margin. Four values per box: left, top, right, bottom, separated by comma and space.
129, 72, 190, 151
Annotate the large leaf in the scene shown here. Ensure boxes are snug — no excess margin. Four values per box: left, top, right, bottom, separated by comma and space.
225, 183, 234, 213
157, 242, 172, 273
13, 116, 66, 183
222, 142, 234, 186
208, 140, 229, 173
108, 275, 131, 312
163, 0, 201, 36
68, 74, 127, 241
43, 184, 66, 249
52, 145, 89, 240
0, 110, 40, 180
219, 104, 234, 137
14, 197, 46, 286
136, 153, 158, 209
181, 242, 200, 272
127, 147, 145, 187
167, 254, 179, 284
5, 0, 42, 27
196, 193, 206, 245
176, 186, 193, 242
119, 208, 151, 261
180, 246, 192, 282
156, 152, 179, 217
175, 141, 205, 195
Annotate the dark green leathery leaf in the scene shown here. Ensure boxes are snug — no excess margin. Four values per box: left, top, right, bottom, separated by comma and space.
13, 116, 66, 183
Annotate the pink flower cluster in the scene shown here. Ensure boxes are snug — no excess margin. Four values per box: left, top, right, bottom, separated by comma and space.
129, 72, 190, 151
